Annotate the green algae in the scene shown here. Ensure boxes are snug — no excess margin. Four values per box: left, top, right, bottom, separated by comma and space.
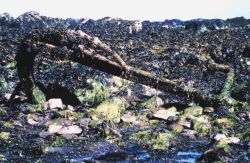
32, 85, 46, 105
129, 130, 175, 150
74, 79, 109, 106
90, 97, 125, 123
181, 106, 203, 120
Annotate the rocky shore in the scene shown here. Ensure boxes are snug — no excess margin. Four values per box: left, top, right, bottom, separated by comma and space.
0, 11, 249, 162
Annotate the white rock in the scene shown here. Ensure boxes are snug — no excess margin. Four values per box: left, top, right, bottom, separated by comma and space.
67, 105, 75, 111
214, 134, 227, 141
48, 124, 63, 134
27, 118, 39, 125
143, 85, 162, 96
4, 93, 12, 100
77, 30, 91, 40
214, 134, 240, 144
39, 131, 49, 138
121, 114, 137, 123
227, 137, 240, 144
178, 120, 191, 128
128, 20, 143, 34
134, 20, 143, 33
57, 125, 82, 135
45, 98, 63, 110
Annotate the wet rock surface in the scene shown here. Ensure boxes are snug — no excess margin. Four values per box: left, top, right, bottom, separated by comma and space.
0, 12, 250, 162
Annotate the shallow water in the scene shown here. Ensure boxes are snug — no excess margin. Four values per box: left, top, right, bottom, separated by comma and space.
62, 146, 203, 163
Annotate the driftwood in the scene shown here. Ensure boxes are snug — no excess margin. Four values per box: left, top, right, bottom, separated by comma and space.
10, 29, 249, 110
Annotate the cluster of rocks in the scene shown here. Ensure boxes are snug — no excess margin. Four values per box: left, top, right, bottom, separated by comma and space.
0, 12, 250, 162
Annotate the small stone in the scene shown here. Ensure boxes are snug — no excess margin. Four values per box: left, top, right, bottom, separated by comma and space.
121, 114, 137, 123
78, 118, 91, 127
227, 137, 240, 144
45, 98, 63, 110
4, 93, 11, 100
153, 107, 178, 120
58, 125, 82, 135
214, 134, 240, 144
204, 107, 215, 113
39, 131, 49, 138
27, 114, 40, 125
0, 131, 10, 140
214, 134, 227, 141
48, 124, 63, 134
27, 117, 39, 125
67, 105, 75, 111
178, 120, 191, 128
0, 154, 6, 161
181, 129, 197, 139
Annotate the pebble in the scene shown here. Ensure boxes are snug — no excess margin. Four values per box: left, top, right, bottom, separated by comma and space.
45, 98, 63, 110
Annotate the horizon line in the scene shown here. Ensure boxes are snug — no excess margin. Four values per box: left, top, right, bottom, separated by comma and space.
1, 11, 249, 22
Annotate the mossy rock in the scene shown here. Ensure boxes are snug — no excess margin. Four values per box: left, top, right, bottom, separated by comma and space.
2, 121, 18, 128
74, 79, 109, 105
5, 60, 17, 69
129, 130, 174, 150
181, 106, 203, 119
149, 120, 159, 125
193, 118, 211, 137
32, 85, 46, 105
0, 132, 10, 140
129, 130, 153, 144
90, 97, 125, 123
140, 96, 163, 112
0, 154, 6, 161
214, 118, 234, 129
171, 124, 184, 133
216, 140, 231, 152
152, 132, 175, 150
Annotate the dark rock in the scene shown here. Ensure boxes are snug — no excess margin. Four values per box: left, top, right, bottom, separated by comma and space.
243, 46, 250, 58
198, 148, 233, 162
